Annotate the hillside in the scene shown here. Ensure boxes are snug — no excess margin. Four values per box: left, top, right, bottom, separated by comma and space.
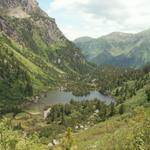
0, 1, 150, 150
0, 0, 91, 111
75, 106, 150, 150
62, 65, 150, 149
75, 73, 150, 149
0, 64, 149, 150
74, 30, 150, 68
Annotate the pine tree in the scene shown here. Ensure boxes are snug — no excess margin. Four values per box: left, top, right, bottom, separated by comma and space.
110, 102, 115, 116
119, 104, 124, 115
61, 128, 75, 150
145, 88, 150, 101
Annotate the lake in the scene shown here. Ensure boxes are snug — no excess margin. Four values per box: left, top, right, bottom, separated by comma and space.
41, 90, 115, 105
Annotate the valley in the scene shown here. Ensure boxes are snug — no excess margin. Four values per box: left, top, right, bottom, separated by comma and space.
0, 0, 150, 150
1, 62, 149, 150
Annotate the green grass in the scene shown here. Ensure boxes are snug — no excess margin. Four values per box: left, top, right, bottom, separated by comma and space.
115, 84, 149, 113
73, 80, 150, 150
74, 106, 149, 150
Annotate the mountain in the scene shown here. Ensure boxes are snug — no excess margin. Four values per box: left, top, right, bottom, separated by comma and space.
0, 0, 91, 110
74, 30, 150, 68
74, 36, 94, 43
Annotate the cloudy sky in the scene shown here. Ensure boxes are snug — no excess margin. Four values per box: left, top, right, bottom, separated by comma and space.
37, 0, 150, 40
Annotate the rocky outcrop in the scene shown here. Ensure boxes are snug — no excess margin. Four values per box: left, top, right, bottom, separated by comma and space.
48, 139, 60, 148
44, 108, 51, 120
0, 0, 37, 12
0, 0, 47, 18
0, 0, 66, 48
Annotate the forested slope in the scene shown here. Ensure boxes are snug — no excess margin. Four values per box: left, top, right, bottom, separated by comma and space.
0, 0, 92, 111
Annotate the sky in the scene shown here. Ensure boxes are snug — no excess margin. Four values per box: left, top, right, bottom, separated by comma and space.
37, 0, 150, 40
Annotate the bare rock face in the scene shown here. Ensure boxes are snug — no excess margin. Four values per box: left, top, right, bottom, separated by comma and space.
20, 0, 47, 16
21, 0, 38, 8
44, 108, 51, 120
0, 0, 37, 10
0, 0, 47, 17
0, 0, 18, 8
0, 0, 65, 45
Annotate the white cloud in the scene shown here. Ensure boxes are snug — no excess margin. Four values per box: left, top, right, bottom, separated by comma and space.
46, 0, 150, 40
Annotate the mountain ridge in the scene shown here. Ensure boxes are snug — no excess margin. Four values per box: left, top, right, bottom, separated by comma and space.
74, 29, 150, 68
0, 0, 91, 111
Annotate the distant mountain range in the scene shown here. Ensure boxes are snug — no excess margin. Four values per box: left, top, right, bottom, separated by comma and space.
74, 30, 150, 68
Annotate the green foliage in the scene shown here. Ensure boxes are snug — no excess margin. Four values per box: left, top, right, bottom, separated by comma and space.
46, 100, 113, 129
75, 32, 150, 68
119, 104, 124, 115
0, 2, 150, 150
109, 102, 115, 116
74, 106, 150, 150
61, 128, 74, 150
133, 118, 150, 150
89, 65, 144, 95
0, 38, 34, 112
0, 118, 49, 150
145, 86, 150, 101
0, 11, 92, 113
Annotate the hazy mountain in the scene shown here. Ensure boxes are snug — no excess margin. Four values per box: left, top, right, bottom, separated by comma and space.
74, 30, 150, 68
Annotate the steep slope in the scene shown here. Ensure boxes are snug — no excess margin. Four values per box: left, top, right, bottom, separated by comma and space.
0, 0, 90, 74
75, 106, 150, 150
74, 30, 150, 68
0, 0, 91, 111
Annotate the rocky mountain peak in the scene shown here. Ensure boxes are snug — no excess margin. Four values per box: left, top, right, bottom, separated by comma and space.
0, 0, 38, 9
0, 0, 48, 18
20, 0, 38, 12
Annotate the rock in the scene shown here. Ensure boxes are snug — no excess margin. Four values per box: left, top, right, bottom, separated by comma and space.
35, 96, 40, 102
87, 121, 90, 124
44, 108, 51, 120
48, 139, 59, 148
94, 109, 99, 113
48, 142, 53, 148
75, 125, 79, 129
80, 125, 84, 129
52, 139, 59, 146
58, 58, 61, 64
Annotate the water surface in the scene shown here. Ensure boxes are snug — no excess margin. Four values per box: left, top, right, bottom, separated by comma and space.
41, 90, 114, 105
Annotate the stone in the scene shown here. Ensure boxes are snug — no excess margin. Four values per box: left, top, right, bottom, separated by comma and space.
44, 108, 51, 120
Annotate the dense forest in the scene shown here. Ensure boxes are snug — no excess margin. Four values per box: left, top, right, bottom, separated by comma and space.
0, 40, 33, 113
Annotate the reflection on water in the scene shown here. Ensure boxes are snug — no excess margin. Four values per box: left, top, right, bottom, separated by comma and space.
41, 90, 114, 105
